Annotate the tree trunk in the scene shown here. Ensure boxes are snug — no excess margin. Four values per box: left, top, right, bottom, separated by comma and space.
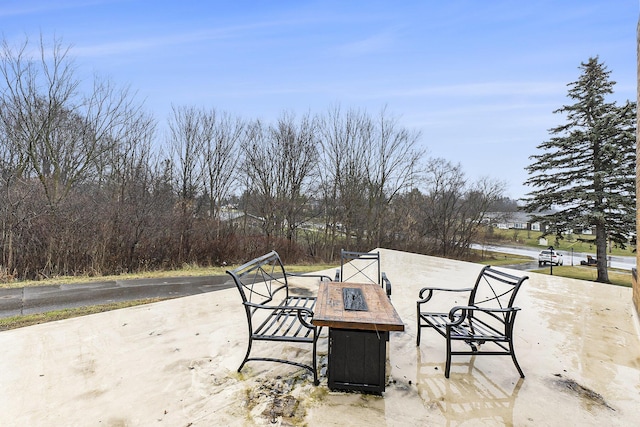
595, 223, 609, 283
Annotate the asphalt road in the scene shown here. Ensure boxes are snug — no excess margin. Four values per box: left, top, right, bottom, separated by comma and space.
0, 275, 234, 319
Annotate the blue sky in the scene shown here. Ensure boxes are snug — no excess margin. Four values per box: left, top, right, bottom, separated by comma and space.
1, 0, 637, 199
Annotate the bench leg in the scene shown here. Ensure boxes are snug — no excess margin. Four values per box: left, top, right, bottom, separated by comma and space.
238, 337, 253, 373
311, 329, 319, 385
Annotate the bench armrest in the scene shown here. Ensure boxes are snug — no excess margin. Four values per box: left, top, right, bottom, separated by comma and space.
417, 287, 473, 304
285, 272, 332, 282
244, 301, 316, 327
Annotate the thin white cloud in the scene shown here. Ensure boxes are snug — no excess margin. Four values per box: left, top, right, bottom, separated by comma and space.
336, 29, 397, 56
0, 0, 124, 18
382, 81, 568, 98
71, 18, 306, 58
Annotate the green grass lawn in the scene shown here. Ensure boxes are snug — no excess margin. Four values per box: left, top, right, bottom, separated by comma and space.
472, 247, 633, 287
531, 265, 633, 288
482, 228, 635, 257
471, 250, 534, 266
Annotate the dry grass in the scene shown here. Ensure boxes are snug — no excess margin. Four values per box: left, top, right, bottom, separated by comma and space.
0, 264, 338, 289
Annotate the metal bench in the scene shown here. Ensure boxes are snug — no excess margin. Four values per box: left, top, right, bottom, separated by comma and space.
416, 265, 528, 378
226, 250, 331, 385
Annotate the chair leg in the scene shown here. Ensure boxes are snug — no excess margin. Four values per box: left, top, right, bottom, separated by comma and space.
510, 344, 525, 378
416, 307, 422, 346
445, 338, 452, 378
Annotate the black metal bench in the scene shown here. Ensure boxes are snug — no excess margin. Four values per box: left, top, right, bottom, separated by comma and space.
416, 265, 528, 378
226, 251, 331, 385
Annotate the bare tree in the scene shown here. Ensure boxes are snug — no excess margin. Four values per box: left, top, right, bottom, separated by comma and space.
365, 107, 423, 247
420, 158, 505, 257
241, 112, 320, 249
317, 106, 423, 252
0, 35, 144, 208
318, 106, 376, 250
0, 34, 149, 277
167, 105, 207, 261
200, 109, 243, 233
97, 111, 162, 273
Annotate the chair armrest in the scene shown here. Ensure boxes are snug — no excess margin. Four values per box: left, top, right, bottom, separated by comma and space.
417, 287, 473, 304
381, 272, 391, 297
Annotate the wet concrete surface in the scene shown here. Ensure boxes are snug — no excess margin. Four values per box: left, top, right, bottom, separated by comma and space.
2, 249, 638, 425
0, 275, 233, 318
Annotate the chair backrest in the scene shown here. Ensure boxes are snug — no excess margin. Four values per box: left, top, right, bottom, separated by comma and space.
338, 250, 382, 285
469, 266, 527, 309
226, 250, 289, 305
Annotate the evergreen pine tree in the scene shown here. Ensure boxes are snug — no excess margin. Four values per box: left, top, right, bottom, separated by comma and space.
523, 57, 636, 283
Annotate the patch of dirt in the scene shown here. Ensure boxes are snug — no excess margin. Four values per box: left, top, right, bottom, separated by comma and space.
553, 374, 615, 411
243, 375, 312, 425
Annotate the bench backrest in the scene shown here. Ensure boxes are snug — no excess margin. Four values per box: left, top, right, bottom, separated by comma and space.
227, 250, 289, 305
468, 266, 528, 324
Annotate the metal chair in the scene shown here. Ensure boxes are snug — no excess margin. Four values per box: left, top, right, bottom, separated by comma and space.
416, 266, 528, 378
334, 250, 391, 297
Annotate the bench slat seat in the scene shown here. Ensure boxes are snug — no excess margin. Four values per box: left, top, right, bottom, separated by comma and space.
253, 296, 317, 340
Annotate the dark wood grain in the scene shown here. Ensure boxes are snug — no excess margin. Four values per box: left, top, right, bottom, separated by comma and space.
313, 282, 404, 331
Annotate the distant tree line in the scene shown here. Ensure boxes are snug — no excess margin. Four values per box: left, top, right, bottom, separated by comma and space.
0, 36, 506, 281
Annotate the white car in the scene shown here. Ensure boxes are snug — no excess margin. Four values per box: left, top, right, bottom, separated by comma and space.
538, 250, 563, 266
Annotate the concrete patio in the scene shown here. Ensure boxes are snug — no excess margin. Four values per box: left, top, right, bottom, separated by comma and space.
0, 248, 638, 426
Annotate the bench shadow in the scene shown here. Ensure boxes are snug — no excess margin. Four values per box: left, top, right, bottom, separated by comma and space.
416, 350, 524, 425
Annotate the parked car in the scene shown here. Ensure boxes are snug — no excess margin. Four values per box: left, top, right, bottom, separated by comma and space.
538, 250, 563, 266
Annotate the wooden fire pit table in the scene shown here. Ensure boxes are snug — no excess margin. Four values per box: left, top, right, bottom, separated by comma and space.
312, 281, 405, 393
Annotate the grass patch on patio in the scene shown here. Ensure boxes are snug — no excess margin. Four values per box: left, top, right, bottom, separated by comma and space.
0, 298, 170, 331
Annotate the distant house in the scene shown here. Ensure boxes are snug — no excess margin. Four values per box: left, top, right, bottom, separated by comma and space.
484, 211, 595, 235
484, 212, 542, 231
219, 208, 265, 231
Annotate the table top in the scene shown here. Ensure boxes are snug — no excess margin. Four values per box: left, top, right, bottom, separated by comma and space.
312, 281, 405, 332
